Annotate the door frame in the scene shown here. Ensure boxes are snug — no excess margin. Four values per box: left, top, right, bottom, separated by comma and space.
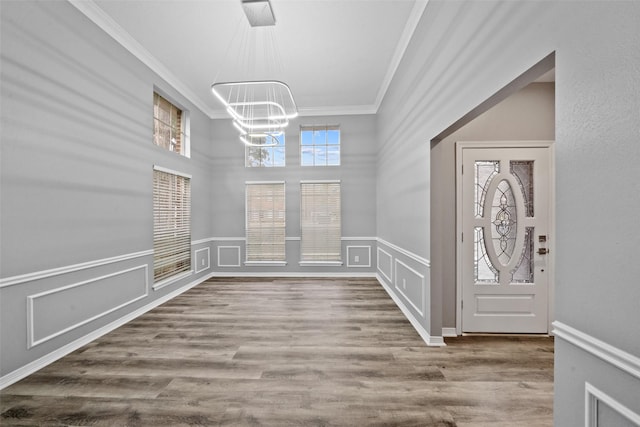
455, 140, 555, 335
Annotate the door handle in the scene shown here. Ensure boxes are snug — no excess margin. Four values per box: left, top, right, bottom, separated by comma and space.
537, 248, 549, 255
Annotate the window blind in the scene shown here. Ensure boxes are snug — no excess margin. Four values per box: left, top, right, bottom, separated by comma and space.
246, 182, 286, 262
300, 181, 341, 261
153, 169, 191, 282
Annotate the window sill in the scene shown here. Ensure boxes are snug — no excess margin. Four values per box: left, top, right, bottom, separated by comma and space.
153, 270, 193, 291
244, 261, 288, 267
299, 261, 343, 267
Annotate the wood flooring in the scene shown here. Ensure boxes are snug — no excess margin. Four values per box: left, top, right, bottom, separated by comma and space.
1, 277, 554, 426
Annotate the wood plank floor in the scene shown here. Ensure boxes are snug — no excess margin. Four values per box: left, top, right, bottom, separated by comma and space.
1, 277, 554, 426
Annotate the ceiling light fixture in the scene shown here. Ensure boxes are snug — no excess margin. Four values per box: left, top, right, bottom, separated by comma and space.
241, 0, 276, 27
211, 2, 298, 147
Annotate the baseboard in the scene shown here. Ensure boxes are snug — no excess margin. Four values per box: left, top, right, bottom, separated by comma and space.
442, 327, 458, 337
376, 273, 445, 347
0, 272, 214, 390
211, 271, 377, 278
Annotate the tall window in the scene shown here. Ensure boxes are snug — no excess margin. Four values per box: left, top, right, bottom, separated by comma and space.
300, 181, 341, 262
153, 92, 189, 156
300, 125, 340, 166
246, 134, 286, 167
246, 182, 286, 263
153, 167, 191, 283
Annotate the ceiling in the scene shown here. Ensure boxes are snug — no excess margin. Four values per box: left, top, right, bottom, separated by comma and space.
77, 0, 427, 118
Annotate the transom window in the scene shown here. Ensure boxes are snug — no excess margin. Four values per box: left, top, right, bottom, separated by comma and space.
246, 134, 286, 167
153, 92, 189, 156
300, 125, 340, 166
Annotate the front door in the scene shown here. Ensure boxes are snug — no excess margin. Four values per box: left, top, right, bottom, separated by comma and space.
460, 144, 551, 333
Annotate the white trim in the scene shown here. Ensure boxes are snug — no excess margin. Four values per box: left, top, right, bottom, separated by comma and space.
297, 105, 377, 117
212, 237, 246, 242
245, 261, 288, 267
377, 247, 393, 283
394, 259, 425, 317
299, 179, 341, 184
194, 247, 211, 273
377, 238, 430, 267
27, 265, 149, 349
245, 180, 286, 185
346, 245, 372, 268
217, 246, 241, 267
342, 237, 377, 241
442, 327, 457, 337
0, 272, 214, 390
376, 273, 445, 347
0, 250, 153, 288
153, 164, 192, 179
373, 0, 429, 112
212, 272, 376, 278
152, 270, 193, 291
299, 261, 344, 267
191, 237, 214, 246
67, 0, 214, 118
585, 382, 640, 427
553, 321, 640, 381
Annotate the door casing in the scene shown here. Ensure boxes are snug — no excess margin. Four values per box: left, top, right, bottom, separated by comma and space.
455, 140, 555, 335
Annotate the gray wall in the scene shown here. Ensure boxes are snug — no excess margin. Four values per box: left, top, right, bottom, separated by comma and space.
210, 114, 377, 275
0, 1, 214, 379
433, 82, 555, 329
377, 0, 640, 424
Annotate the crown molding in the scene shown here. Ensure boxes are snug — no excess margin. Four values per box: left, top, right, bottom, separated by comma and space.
68, 0, 428, 119
373, 0, 429, 112
68, 0, 216, 118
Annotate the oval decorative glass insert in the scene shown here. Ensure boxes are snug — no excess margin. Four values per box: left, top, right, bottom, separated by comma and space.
491, 179, 517, 266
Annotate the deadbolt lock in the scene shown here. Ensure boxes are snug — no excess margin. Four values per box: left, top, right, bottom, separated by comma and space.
538, 235, 547, 242
537, 248, 549, 255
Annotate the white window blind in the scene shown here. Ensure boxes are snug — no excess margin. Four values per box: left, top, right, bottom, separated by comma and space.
300, 181, 341, 262
246, 182, 286, 262
153, 168, 191, 282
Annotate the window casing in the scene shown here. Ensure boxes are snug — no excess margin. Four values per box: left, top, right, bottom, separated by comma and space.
246, 134, 286, 167
245, 182, 286, 263
300, 181, 341, 263
153, 167, 191, 283
153, 92, 189, 156
300, 125, 340, 166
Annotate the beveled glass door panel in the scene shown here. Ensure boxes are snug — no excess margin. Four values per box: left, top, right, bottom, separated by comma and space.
461, 146, 550, 333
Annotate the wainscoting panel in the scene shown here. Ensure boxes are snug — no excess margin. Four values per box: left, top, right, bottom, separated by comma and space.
586, 383, 640, 427
346, 245, 371, 268
194, 247, 211, 273
394, 259, 425, 317
553, 321, 640, 426
27, 265, 148, 348
217, 246, 241, 267
377, 247, 393, 282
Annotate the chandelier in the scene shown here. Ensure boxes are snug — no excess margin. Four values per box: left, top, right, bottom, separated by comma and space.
211, 0, 298, 147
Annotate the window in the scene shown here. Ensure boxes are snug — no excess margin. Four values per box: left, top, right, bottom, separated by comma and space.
153, 166, 191, 283
300, 181, 341, 263
300, 125, 340, 166
246, 134, 286, 167
246, 182, 286, 263
153, 92, 189, 156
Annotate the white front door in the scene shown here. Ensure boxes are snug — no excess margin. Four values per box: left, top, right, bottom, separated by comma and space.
460, 144, 552, 333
